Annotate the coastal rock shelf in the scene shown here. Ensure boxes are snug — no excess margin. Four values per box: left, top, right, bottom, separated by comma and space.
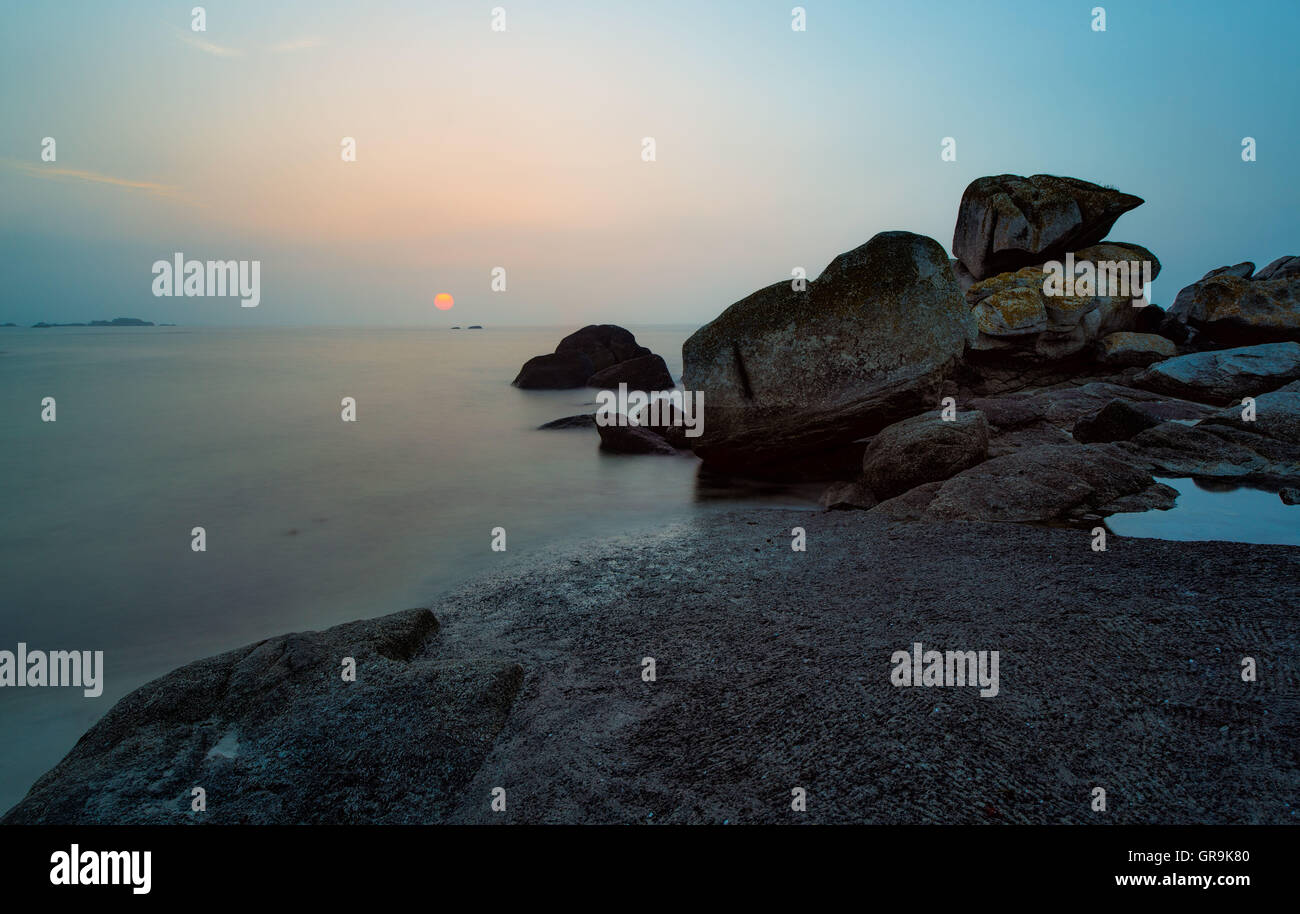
7, 514, 1297, 824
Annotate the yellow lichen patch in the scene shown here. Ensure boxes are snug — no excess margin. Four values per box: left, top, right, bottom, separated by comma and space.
969, 265, 1044, 298
1048, 294, 1096, 316
977, 287, 1046, 334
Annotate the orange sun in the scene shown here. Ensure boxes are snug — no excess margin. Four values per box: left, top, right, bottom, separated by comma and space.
434, 292, 454, 311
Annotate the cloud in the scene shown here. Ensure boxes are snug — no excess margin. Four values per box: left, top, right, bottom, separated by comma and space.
178, 31, 244, 57
268, 36, 323, 53
5, 161, 184, 201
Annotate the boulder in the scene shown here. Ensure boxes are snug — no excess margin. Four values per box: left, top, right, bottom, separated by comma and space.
963, 242, 1161, 389
1072, 399, 1165, 443
819, 480, 877, 511
514, 325, 661, 389
681, 231, 972, 475
1167, 259, 1300, 344
1, 610, 524, 824
860, 410, 989, 499
1120, 383, 1300, 483
1255, 256, 1300, 282
1280, 487, 1300, 505
555, 324, 651, 372
1121, 421, 1300, 485
1095, 331, 1176, 368
512, 351, 595, 389
587, 353, 675, 391
1205, 262, 1254, 279
596, 416, 679, 455
952, 174, 1143, 280
869, 443, 1162, 523
1132, 342, 1300, 405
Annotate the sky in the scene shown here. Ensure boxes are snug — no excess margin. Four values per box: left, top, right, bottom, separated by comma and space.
1, 0, 1297, 327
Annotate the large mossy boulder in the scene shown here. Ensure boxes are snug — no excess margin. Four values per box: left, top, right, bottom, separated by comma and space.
681, 231, 972, 475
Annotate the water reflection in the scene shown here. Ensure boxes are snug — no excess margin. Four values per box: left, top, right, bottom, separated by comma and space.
1107, 477, 1300, 546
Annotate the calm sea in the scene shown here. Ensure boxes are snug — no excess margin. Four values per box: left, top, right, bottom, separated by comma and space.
0, 325, 812, 813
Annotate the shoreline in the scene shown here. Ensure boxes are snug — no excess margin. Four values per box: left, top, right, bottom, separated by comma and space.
7, 510, 1298, 824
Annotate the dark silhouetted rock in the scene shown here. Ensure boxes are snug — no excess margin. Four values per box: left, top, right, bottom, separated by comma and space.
512, 351, 595, 389
860, 410, 989, 499
556, 324, 651, 372
1073, 399, 1164, 443
1, 609, 523, 824
538, 414, 596, 430
1280, 487, 1300, 505
952, 174, 1143, 280
681, 231, 972, 475
587, 354, 674, 391
630, 402, 692, 449
596, 416, 678, 455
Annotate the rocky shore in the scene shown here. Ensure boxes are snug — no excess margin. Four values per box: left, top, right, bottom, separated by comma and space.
6, 511, 1297, 824
530, 173, 1300, 510
7, 171, 1298, 825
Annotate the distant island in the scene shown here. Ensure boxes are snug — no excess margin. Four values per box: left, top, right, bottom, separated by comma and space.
30, 317, 156, 328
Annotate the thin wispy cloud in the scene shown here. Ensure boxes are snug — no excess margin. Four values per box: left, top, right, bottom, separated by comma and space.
178, 31, 244, 57
6, 160, 183, 201
268, 36, 324, 53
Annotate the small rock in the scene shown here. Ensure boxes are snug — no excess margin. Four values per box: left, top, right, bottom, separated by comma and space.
596, 416, 678, 455
538, 414, 596, 430
861, 410, 990, 500
819, 480, 877, 511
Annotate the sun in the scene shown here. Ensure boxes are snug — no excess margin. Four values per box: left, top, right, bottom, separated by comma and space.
433, 293, 454, 311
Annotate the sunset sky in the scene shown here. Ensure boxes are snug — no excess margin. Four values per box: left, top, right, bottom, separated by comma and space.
2, 0, 1297, 326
